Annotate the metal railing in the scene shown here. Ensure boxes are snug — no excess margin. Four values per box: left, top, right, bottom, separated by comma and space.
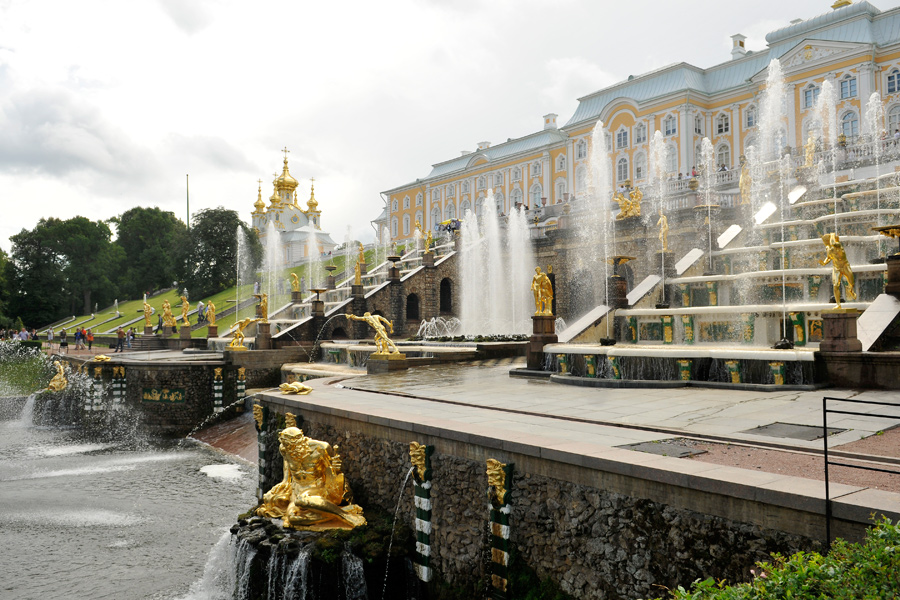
822, 395, 900, 545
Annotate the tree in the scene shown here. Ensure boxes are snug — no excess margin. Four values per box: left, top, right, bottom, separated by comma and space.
0, 248, 14, 328
112, 206, 188, 299
178, 207, 262, 299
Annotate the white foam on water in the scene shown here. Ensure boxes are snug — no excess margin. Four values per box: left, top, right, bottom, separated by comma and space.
199, 464, 245, 482
1, 464, 137, 481
37, 442, 116, 457
2, 509, 143, 527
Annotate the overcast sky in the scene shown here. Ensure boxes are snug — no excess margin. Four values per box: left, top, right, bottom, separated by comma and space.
0, 0, 859, 253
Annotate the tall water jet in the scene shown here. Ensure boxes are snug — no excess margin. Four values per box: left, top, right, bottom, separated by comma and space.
698, 137, 716, 273
865, 92, 886, 244
814, 78, 839, 231
649, 129, 670, 300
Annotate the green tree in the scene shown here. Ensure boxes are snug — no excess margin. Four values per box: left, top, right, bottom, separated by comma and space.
178, 207, 262, 299
112, 206, 188, 299
0, 248, 14, 328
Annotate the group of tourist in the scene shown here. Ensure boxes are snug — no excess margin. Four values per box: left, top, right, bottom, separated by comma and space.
0, 327, 37, 341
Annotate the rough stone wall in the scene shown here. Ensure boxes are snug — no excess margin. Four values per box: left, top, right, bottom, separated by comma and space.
124, 364, 223, 435
257, 408, 819, 600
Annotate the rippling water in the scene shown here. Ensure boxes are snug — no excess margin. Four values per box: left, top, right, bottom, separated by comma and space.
0, 398, 255, 600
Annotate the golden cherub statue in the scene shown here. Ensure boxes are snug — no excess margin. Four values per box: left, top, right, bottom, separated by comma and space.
358, 242, 365, 265
657, 209, 669, 252
180, 295, 190, 325
257, 427, 366, 530
255, 293, 268, 323
47, 360, 68, 392
614, 188, 642, 220
820, 232, 857, 309
290, 273, 300, 293
143, 302, 152, 327
739, 156, 751, 205
279, 381, 313, 395
207, 301, 216, 326
229, 317, 259, 348
345, 312, 400, 355
531, 266, 553, 316
162, 300, 177, 328
354, 260, 362, 285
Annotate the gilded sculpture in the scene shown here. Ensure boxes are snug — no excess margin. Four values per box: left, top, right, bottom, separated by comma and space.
253, 404, 264, 429
256, 427, 366, 531
161, 300, 177, 328
143, 302, 153, 327
657, 209, 669, 252
206, 301, 216, 326
93, 354, 111, 362
531, 267, 553, 316
284, 413, 298, 428
739, 156, 751, 204
180, 295, 190, 325
47, 360, 68, 392
613, 187, 643, 220
409, 442, 427, 480
819, 232, 857, 308
486, 458, 508, 505
291, 273, 300, 293
345, 312, 400, 355
279, 381, 313, 395
805, 134, 815, 168
229, 317, 259, 348
255, 293, 269, 323
354, 260, 362, 286
358, 242, 366, 265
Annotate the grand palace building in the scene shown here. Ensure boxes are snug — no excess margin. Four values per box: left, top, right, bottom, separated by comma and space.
377, 0, 900, 243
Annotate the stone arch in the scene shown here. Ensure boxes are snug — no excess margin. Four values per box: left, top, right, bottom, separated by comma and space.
440, 278, 453, 314
331, 327, 348, 340
406, 293, 420, 322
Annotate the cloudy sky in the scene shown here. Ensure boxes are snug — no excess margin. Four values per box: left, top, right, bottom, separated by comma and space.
0, 0, 851, 253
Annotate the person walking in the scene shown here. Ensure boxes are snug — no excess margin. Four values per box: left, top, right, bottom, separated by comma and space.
86, 329, 94, 350
114, 327, 125, 353
47, 328, 54, 351
74, 327, 83, 350
59, 329, 68, 353
127, 328, 134, 349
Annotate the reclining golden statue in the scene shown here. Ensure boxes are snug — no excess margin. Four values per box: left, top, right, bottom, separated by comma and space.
257, 427, 366, 530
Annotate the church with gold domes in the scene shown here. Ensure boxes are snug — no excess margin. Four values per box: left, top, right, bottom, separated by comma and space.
251, 150, 337, 267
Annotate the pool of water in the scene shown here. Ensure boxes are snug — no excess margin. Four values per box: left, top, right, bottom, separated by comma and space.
0, 400, 255, 600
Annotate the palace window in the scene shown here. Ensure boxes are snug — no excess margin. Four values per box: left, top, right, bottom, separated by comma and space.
716, 144, 731, 170
432, 189, 439, 202
575, 166, 588, 194
605, 132, 612, 151
511, 188, 523, 206
716, 113, 730, 135
556, 180, 566, 201
634, 152, 647, 180
460, 200, 471, 215
431, 207, 440, 224
530, 184, 542, 206
477, 176, 485, 190
416, 193, 423, 206
803, 84, 821, 109
391, 217, 398, 238
841, 111, 859, 139
616, 157, 629, 182
513, 167, 521, 181
391, 199, 398, 212
462, 181, 469, 193
447, 184, 455, 197
635, 122, 647, 144
694, 115, 703, 135
494, 192, 504, 210
889, 104, 900, 135
403, 214, 410, 236
746, 106, 757, 128
575, 139, 587, 159
556, 154, 566, 171
494, 172, 503, 186
415, 211, 423, 227
840, 75, 857, 99
531, 162, 541, 177
664, 115, 677, 136
889, 69, 900, 94
616, 128, 628, 149
403, 196, 410, 209
666, 145, 677, 173
446, 203, 456, 220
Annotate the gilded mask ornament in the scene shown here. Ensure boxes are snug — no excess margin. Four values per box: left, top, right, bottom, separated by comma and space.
486, 458, 508, 505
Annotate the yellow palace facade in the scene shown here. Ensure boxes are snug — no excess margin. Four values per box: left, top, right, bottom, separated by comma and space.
379, 0, 900, 243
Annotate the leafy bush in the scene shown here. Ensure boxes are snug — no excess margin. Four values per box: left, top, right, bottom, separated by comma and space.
656, 518, 900, 599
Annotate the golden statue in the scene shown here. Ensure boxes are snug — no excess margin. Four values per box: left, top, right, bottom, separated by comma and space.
805, 134, 815, 168
614, 188, 642, 220
358, 242, 365, 265
739, 156, 751, 205
354, 260, 362, 285
345, 312, 400, 355
229, 317, 259, 348
180, 295, 190, 325
253, 404, 264, 429
206, 301, 216, 326
410, 442, 427, 480
256, 427, 366, 531
486, 458, 508, 505
143, 302, 152, 327
531, 267, 553, 316
93, 354, 111, 362
255, 293, 268, 323
290, 273, 300, 292
161, 300, 177, 328
423, 230, 434, 254
47, 360, 68, 392
279, 381, 313, 395
819, 233, 857, 308
657, 209, 669, 252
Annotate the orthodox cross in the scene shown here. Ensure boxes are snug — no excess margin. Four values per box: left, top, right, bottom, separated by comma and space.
282, 146, 290, 161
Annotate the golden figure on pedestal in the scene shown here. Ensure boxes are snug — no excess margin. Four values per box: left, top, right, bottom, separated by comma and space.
358, 242, 366, 265
805, 134, 816, 168
820, 233, 857, 309
180, 296, 190, 325
256, 427, 366, 531
657, 209, 669, 252
279, 381, 313, 395
345, 312, 400, 355
290, 273, 300, 292
613, 188, 643, 219
739, 156, 751, 205
354, 261, 362, 286
47, 361, 67, 392
409, 442, 427, 480
229, 317, 259, 349
161, 300, 177, 328
255, 293, 269, 323
207, 301, 217, 326
486, 458, 508, 505
531, 267, 553, 316
143, 302, 153, 327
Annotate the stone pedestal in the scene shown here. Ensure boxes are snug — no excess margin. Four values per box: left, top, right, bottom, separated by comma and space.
359, 262, 367, 276
608, 275, 628, 309
367, 353, 409, 374
207, 325, 218, 338
144, 325, 154, 337
886, 255, 900, 297
162, 325, 175, 337
326, 275, 336, 290
311, 299, 325, 318
351, 284, 365, 298
389, 265, 401, 282
178, 326, 192, 349
820, 309, 862, 352
256, 321, 272, 350
527, 315, 558, 370
291, 291, 304, 303
423, 252, 435, 267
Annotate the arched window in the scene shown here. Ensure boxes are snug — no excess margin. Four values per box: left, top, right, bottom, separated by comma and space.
446, 203, 456, 220
616, 157, 629, 182
556, 155, 566, 171
616, 128, 628, 149
391, 217, 398, 238
431, 207, 440, 225
575, 139, 587, 159
391, 199, 398, 212
431, 189, 440, 202
634, 152, 647, 181
840, 75, 857, 99
462, 181, 469, 193
575, 166, 588, 194
513, 167, 522, 181
744, 135, 757, 152
494, 172, 503, 186
447, 184, 455, 198
475, 197, 483, 218
889, 69, 900, 94
635, 122, 647, 144
716, 144, 731, 170
530, 184, 542, 207
746, 105, 757, 128
664, 115, 677, 136
406, 294, 420, 321
460, 199, 471, 216
440, 278, 452, 313
666, 145, 677, 173
415, 211, 423, 227
531, 162, 541, 177
803, 84, 821, 108
841, 111, 859, 139
555, 179, 567, 201
477, 176, 485, 190
889, 104, 900, 135
403, 214, 411, 236
416, 193, 423, 206
694, 114, 703, 135
494, 192, 504, 211
403, 196, 410, 209
716, 113, 730, 135
511, 188, 523, 206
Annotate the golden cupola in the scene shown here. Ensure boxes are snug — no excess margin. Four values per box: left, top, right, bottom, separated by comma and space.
306, 179, 321, 228
253, 181, 266, 214
274, 148, 299, 204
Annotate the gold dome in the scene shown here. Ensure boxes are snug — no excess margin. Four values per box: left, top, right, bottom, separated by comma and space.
306, 180, 319, 212
275, 156, 299, 194
253, 181, 266, 214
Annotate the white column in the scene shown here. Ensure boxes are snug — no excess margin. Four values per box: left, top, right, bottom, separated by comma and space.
858, 63, 875, 127
543, 151, 550, 203
679, 104, 690, 174
786, 83, 797, 151
566, 139, 574, 198
731, 103, 740, 168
